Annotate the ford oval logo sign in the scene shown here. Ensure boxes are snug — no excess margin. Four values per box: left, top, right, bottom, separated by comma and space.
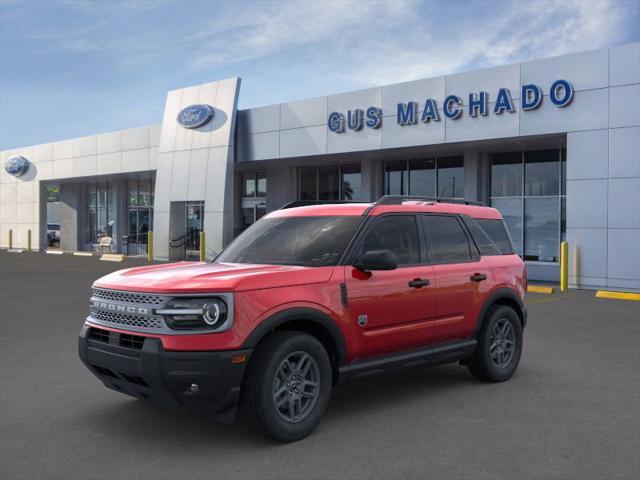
176, 104, 214, 129
5, 156, 30, 177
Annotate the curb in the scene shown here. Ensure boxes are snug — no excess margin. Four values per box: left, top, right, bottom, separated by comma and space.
595, 290, 640, 302
100, 253, 124, 262
527, 285, 555, 294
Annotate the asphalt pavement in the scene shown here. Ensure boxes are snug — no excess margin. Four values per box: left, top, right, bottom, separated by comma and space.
0, 251, 638, 480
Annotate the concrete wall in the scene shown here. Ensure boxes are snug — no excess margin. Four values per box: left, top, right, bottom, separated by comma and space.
566, 43, 640, 291
152, 77, 241, 260
236, 43, 639, 291
0, 124, 160, 249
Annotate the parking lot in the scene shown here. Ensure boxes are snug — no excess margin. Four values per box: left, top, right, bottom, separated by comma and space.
0, 251, 638, 480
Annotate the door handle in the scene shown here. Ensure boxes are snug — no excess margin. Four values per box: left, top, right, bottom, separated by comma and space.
408, 278, 430, 288
470, 273, 487, 282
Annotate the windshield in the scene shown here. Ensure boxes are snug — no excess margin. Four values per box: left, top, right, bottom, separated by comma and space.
216, 216, 362, 267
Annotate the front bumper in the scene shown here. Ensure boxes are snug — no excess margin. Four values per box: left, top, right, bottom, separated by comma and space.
78, 325, 252, 422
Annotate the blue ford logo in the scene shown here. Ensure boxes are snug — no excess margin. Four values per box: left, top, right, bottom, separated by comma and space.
176, 104, 214, 129
5, 156, 30, 177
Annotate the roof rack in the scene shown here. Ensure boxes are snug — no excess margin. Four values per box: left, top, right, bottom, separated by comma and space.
279, 200, 363, 209
375, 195, 484, 206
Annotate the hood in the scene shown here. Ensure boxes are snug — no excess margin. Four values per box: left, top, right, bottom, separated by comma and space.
93, 261, 335, 294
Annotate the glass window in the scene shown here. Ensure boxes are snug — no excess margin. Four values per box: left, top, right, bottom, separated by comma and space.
561, 149, 566, 196
318, 166, 340, 200
88, 185, 97, 209
218, 216, 362, 267
561, 197, 566, 242
298, 164, 361, 201
299, 167, 317, 200
525, 150, 559, 196
139, 179, 152, 207
384, 157, 463, 198
128, 180, 138, 206
437, 156, 464, 198
242, 172, 267, 198
341, 164, 361, 200
257, 172, 267, 197
423, 215, 471, 263
46, 185, 60, 202
491, 198, 523, 256
360, 215, 420, 265
124, 177, 154, 254
476, 219, 514, 255
409, 159, 436, 197
491, 149, 564, 262
243, 174, 256, 197
524, 198, 559, 262
86, 182, 113, 243
384, 160, 407, 195
491, 152, 522, 197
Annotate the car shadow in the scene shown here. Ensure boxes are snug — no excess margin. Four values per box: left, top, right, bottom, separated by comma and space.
78, 363, 485, 448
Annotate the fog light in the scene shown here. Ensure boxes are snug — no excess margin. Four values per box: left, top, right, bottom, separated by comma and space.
185, 383, 199, 395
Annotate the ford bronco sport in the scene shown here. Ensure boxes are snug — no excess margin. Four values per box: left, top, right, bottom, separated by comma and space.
79, 196, 527, 442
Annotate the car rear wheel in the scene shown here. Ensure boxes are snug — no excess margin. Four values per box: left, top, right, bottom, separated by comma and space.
241, 331, 332, 442
468, 305, 522, 382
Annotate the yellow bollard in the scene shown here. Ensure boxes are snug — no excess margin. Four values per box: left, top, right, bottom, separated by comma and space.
8, 229, 12, 250
147, 231, 154, 262
28, 229, 32, 252
199, 231, 205, 262
560, 241, 568, 292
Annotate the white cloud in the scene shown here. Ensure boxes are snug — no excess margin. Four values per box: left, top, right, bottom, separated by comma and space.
10, 0, 630, 80
189, 1, 411, 70
326, 0, 627, 88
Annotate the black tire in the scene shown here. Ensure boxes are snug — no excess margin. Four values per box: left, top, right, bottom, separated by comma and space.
241, 331, 332, 442
468, 305, 523, 382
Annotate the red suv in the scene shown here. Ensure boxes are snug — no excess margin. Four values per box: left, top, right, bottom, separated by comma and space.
79, 196, 527, 442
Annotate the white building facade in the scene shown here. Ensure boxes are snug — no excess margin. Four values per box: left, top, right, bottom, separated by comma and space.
1, 43, 639, 291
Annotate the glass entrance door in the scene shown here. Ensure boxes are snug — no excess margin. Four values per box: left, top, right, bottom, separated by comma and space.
185, 202, 204, 259
126, 178, 154, 256
239, 171, 267, 235
241, 197, 266, 232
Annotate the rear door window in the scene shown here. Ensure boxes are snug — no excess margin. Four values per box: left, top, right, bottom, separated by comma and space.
422, 215, 473, 263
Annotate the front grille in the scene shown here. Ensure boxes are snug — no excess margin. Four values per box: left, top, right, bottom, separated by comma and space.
90, 308, 165, 330
92, 288, 166, 307
120, 333, 145, 350
88, 327, 110, 343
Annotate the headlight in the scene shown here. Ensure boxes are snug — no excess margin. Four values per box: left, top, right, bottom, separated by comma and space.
157, 297, 229, 331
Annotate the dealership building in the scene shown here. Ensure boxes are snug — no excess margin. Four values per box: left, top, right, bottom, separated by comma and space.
1, 42, 639, 291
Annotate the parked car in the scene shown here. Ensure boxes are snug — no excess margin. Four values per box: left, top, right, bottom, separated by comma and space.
47, 223, 60, 246
79, 196, 527, 442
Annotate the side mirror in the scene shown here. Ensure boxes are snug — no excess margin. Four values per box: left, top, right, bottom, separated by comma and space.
353, 249, 398, 271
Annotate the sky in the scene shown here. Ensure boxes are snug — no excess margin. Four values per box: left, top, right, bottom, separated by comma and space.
1, 0, 639, 150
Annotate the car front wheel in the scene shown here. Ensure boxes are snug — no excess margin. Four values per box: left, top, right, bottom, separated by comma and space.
241, 331, 332, 442
468, 305, 523, 382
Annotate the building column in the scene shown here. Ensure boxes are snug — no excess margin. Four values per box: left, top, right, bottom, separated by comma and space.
360, 157, 381, 202
463, 151, 490, 204
266, 166, 296, 212
58, 183, 80, 252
